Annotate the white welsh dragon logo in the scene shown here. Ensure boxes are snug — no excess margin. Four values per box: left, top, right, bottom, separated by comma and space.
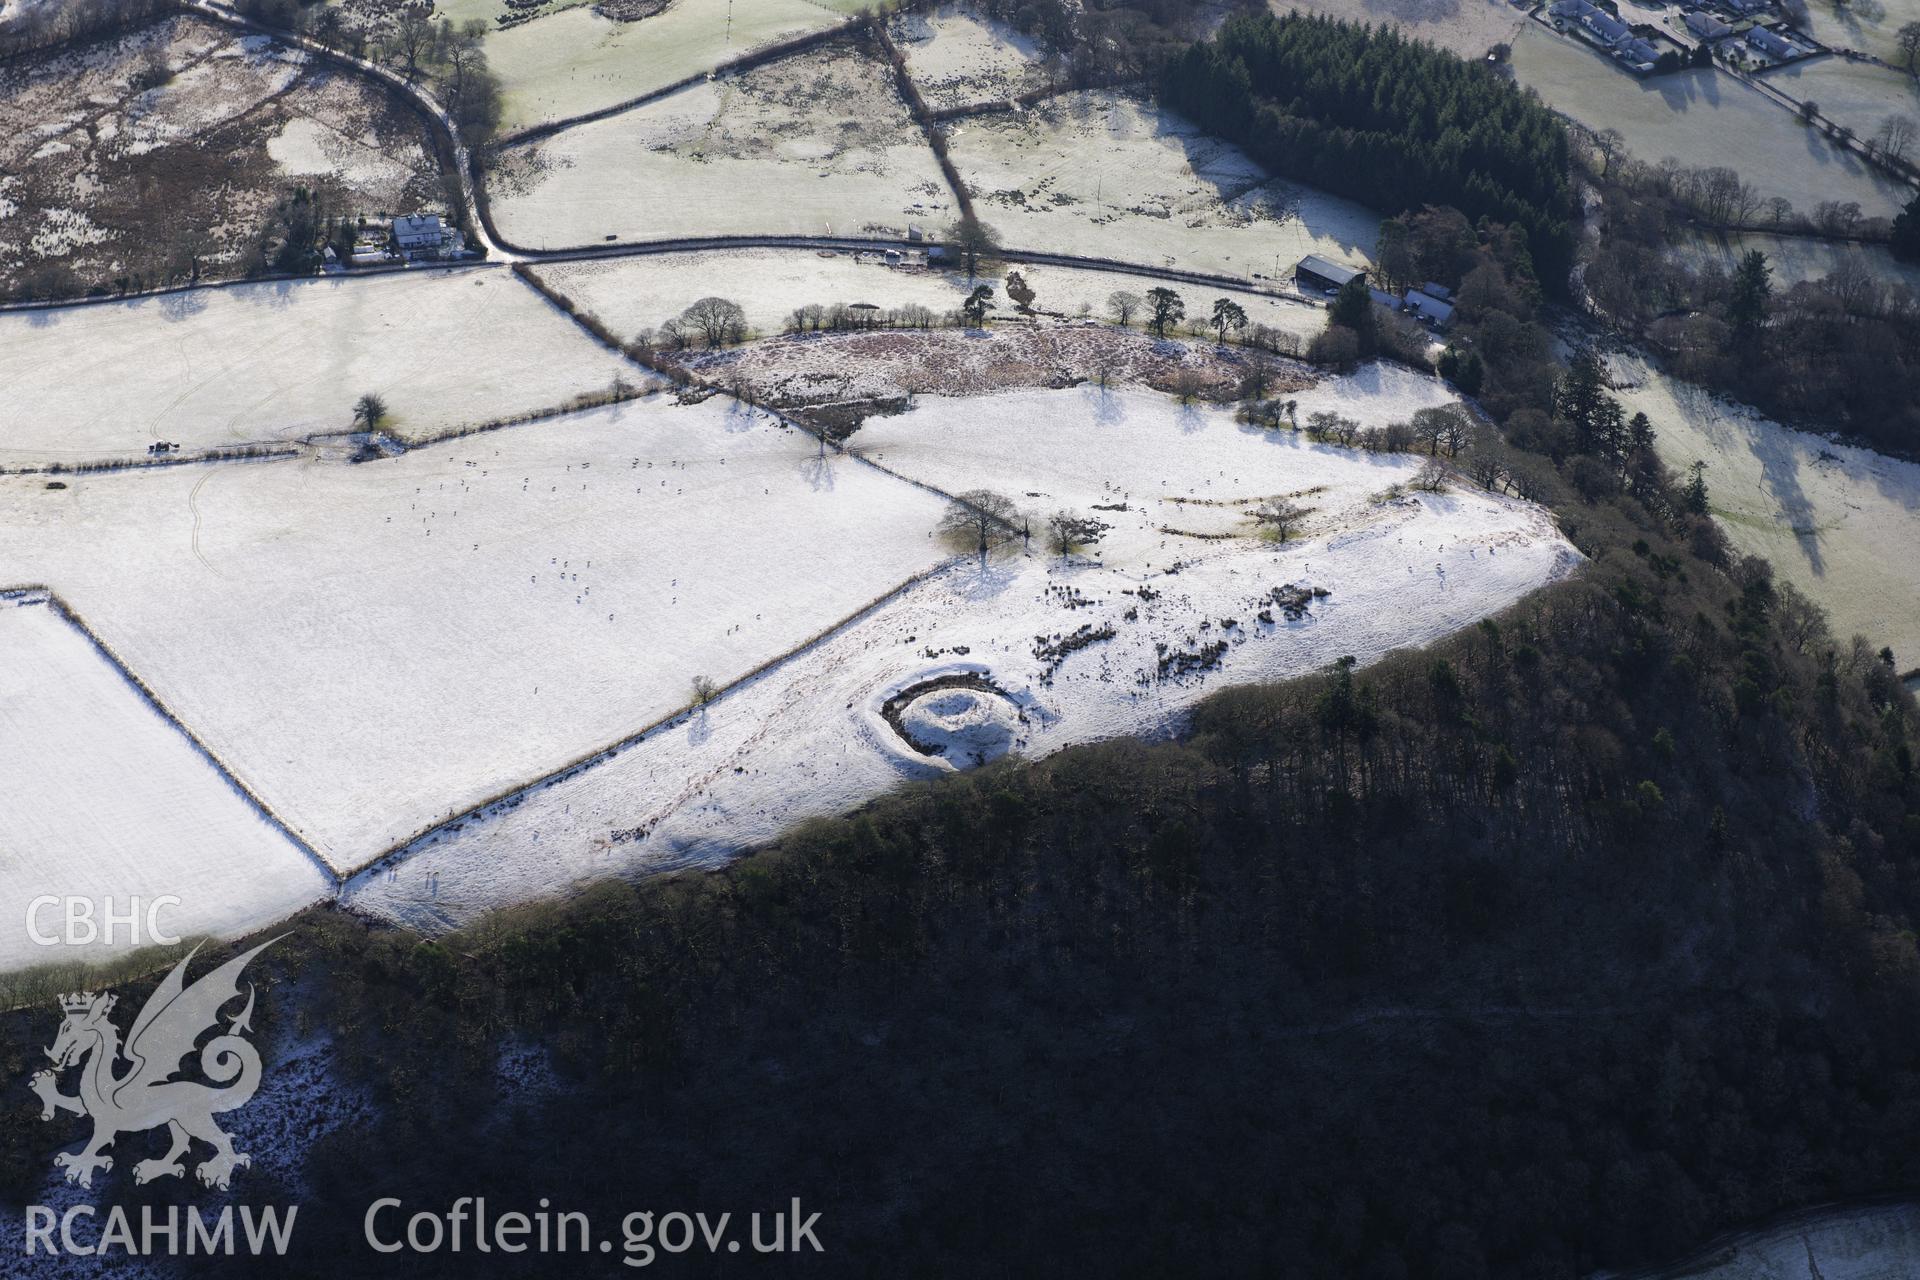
29, 938, 277, 1190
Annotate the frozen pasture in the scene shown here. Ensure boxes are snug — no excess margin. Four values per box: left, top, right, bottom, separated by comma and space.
531, 248, 1327, 343
489, 42, 949, 247
890, 4, 1050, 113
0, 16, 439, 296
1611, 351, 1920, 667
484, 0, 850, 135
0, 590, 329, 974
1798, 0, 1920, 64
345, 379, 1579, 933
1670, 230, 1920, 291
0, 268, 628, 468
945, 91, 1380, 283
1760, 55, 1920, 151
0, 394, 951, 871
1511, 26, 1905, 220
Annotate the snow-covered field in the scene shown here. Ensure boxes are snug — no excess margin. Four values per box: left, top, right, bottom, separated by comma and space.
891, 4, 1050, 112
0, 268, 628, 468
486, 0, 849, 134
344, 378, 1579, 933
0, 394, 952, 872
0, 590, 329, 974
946, 91, 1381, 282
1612, 351, 1920, 667
532, 248, 1327, 342
489, 42, 950, 247
1511, 26, 1906, 220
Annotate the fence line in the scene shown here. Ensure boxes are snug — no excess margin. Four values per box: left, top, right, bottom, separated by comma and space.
351, 553, 967, 879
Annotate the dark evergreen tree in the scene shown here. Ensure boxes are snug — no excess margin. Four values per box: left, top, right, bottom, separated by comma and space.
1891, 192, 1920, 262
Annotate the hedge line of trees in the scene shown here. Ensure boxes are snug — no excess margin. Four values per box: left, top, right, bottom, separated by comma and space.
1160, 12, 1575, 287
0, 0, 175, 60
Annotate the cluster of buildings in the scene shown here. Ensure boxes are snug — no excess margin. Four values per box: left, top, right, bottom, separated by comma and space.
1293, 256, 1455, 331
1545, 0, 1820, 77
333, 213, 464, 270
1549, 0, 1666, 73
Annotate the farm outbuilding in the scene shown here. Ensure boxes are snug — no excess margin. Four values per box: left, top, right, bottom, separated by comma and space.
1295, 254, 1363, 294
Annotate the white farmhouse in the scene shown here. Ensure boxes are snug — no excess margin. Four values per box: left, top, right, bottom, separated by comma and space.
391, 213, 449, 260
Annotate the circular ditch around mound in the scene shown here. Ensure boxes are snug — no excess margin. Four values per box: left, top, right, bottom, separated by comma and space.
880, 672, 1023, 769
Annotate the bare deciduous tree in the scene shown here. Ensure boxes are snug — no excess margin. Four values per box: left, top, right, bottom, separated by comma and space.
352, 392, 389, 431
1412, 404, 1474, 457
1047, 511, 1111, 557
938, 489, 1022, 558
1875, 114, 1917, 163
680, 296, 746, 348
1252, 496, 1308, 541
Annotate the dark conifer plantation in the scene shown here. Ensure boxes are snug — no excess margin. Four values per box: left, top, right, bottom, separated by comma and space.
1162, 12, 1575, 286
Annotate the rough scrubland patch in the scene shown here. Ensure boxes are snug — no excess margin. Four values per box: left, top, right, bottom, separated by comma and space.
341, 379, 1578, 934
1669, 230, 1920, 290
0, 16, 439, 298
678, 322, 1308, 402
890, 3, 1049, 113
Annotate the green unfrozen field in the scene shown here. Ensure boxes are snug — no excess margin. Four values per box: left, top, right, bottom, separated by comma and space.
1511, 25, 1906, 220
486, 0, 851, 134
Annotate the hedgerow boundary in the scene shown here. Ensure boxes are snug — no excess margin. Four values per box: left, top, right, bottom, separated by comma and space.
0, 585, 337, 884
